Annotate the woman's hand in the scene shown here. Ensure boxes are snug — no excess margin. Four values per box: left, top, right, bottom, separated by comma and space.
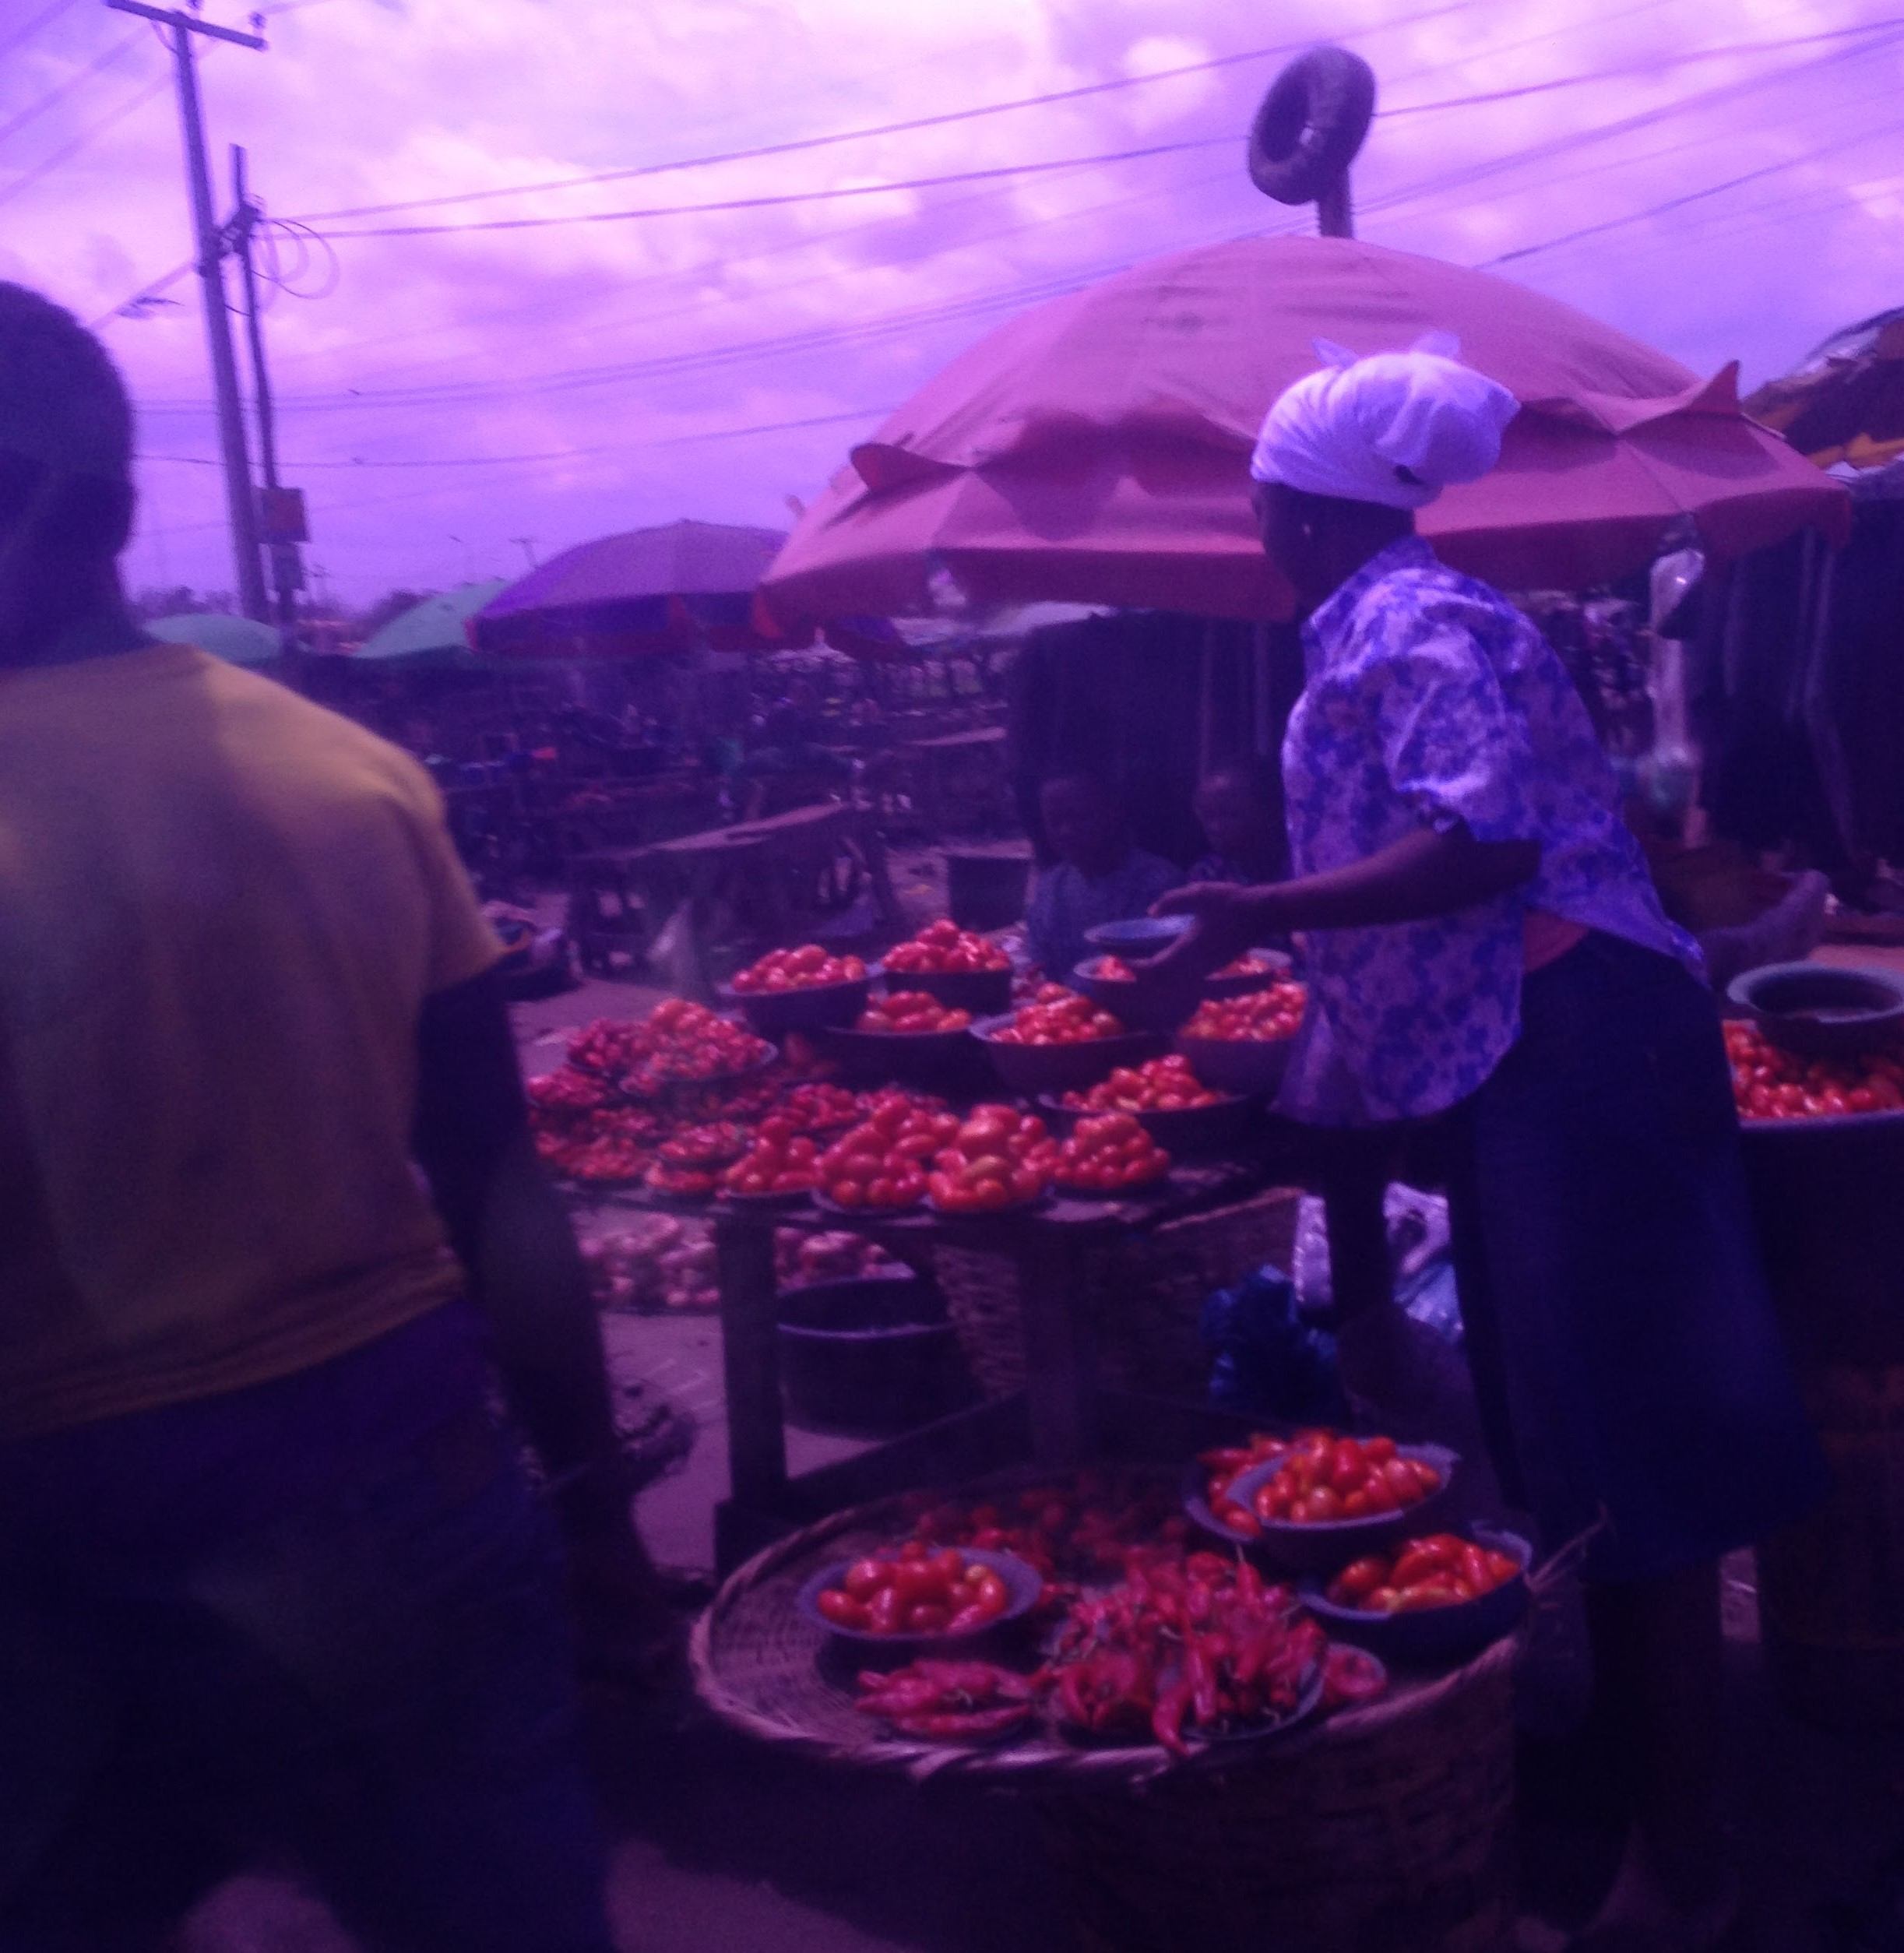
1135, 882, 1277, 984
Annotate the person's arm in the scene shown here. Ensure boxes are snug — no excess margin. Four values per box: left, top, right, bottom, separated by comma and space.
1144, 825, 1538, 979
411, 967, 628, 1539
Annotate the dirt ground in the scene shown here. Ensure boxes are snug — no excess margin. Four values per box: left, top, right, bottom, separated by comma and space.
181, 902, 1904, 1953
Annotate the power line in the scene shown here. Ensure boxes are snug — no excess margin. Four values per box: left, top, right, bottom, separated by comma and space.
137, 405, 901, 512
0, 64, 171, 210
0, 26, 142, 150
304, 136, 1235, 241
0, 0, 79, 61
283, 0, 1486, 227
1480, 110, 1904, 267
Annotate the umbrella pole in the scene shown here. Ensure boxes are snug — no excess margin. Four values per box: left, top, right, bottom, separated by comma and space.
1318, 171, 1353, 240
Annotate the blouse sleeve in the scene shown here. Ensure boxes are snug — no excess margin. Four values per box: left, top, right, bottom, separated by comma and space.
1355, 600, 1540, 846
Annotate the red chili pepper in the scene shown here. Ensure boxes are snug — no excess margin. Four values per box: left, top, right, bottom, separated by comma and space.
888, 1704, 1033, 1740
1152, 1678, 1193, 1758
1186, 1641, 1219, 1726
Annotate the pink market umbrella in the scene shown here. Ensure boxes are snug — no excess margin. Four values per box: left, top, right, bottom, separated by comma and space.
476, 519, 808, 658
762, 236, 1849, 625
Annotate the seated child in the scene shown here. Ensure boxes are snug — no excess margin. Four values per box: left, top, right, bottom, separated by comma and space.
1026, 769, 1182, 980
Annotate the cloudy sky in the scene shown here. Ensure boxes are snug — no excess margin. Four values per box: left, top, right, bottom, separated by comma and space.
3, 0, 1901, 606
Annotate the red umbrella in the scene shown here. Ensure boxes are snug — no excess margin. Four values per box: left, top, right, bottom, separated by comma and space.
476, 519, 808, 658
762, 236, 1849, 625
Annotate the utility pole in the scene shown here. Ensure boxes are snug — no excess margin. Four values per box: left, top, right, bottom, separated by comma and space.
107, 0, 269, 621
230, 143, 309, 681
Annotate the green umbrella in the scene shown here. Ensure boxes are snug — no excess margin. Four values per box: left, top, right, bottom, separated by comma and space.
147, 611, 280, 667
357, 581, 507, 667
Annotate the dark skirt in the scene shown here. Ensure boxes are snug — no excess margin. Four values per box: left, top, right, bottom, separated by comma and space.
1444, 931, 1829, 1585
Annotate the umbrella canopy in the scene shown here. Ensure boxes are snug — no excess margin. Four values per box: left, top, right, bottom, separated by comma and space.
146, 611, 279, 667
474, 519, 805, 659
357, 580, 507, 667
1746, 309, 1904, 473
764, 235, 1849, 625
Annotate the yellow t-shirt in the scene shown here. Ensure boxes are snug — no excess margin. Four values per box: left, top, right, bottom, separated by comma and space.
0, 644, 503, 1439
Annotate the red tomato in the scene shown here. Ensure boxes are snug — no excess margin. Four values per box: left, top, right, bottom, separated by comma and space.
817, 1589, 871, 1630
867, 1587, 905, 1635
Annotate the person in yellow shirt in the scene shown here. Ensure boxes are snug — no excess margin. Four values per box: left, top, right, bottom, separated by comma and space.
0, 283, 652, 1951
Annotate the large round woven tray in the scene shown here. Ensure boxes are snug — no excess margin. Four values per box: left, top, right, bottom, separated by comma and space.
692, 1484, 1519, 1950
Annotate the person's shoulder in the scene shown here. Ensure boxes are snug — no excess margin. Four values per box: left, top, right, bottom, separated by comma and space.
1128, 850, 1183, 889
208, 663, 446, 811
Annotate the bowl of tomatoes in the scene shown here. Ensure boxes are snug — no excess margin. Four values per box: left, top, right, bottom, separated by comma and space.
822, 989, 986, 1092
1174, 982, 1307, 1096
926, 1103, 1060, 1217
882, 920, 1015, 1016
1048, 1110, 1172, 1198
721, 945, 877, 1036
1300, 1526, 1532, 1665
1046, 1054, 1260, 1154
1220, 1434, 1457, 1572
1072, 948, 1293, 1034
971, 985, 1164, 1096
798, 1543, 1042, 1651
811, 1096, 963, 1216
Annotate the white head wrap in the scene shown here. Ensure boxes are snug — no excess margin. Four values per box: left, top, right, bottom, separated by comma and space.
1249, 333, 1518, 509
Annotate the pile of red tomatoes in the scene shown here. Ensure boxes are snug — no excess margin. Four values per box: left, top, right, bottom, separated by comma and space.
1183, 983, 1306, 1042
1724, 1021, 1904, 1121
883, 919, 1011, 976
730, 945, 868, 993
990, 984, 1128, 1046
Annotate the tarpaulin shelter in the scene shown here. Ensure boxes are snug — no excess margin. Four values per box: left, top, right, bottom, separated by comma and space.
474, 520, 805, 660
357, 580, 505, 667
763, 235, 1849, 628
146, 611, 279, 667
1746, 309, 1904, 473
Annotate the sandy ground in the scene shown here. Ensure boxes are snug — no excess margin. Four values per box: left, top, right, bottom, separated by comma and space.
178, 920, 1904, 1953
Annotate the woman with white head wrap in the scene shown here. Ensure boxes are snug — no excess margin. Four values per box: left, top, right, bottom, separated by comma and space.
1141, 342, 1824, 1950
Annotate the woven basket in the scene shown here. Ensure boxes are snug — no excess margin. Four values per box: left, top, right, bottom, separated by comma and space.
1041, 1643, 1515, 1953
934, 1188, 1300, 1400
692, 1480, 1519, 1952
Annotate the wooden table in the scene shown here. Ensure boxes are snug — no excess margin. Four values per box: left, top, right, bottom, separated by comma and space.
571, 802, 896, 992
899, 724, 1009, 839
696, 1117, 1417, 1571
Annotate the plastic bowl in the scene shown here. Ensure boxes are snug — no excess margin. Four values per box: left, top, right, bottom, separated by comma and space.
776, 1276, 970, 1435
1203, 948, 1294, 1001
1299, 1526, 1533, 1666
1083, 914, 1191, 955
718, 968, 878, 1038
1174, 1029, 1297, 1098
882, 964, 1014, 1016
1729, 961, 1904, 1058
1071, 955, 1204, 1034
1221, 1444, 1459, 1573
819, 1023, 987, 1094
795, 1547, 1043, 1652
1039, 1090, 1262, 1156
970, 1014, 1165, 1096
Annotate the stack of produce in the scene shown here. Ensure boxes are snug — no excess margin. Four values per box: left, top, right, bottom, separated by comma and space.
775, 1229, 906, 1288
729, 945, 868, 992
1724, 1021, 1904, 1120
856, 991, 972, 1034
1197, 1429, 1443, 1540
1092, 951, 1282, 982
579, 1216, 719, 1313
1322, 1535, 1522, 1615
720, 1122, 822, 1198
1183, 983, 1307, 1042
1051, 1111, 1170, 1194
815, 1543, 1017, 1637
990, 984, 1128, 1045
1061, 1054, 1224, 1114
884, 920, 1012, 976
925, 1103, 1061, 1213
817, 1095, 963, 1210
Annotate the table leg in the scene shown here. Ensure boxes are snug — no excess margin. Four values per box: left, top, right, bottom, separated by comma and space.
713, 1214, 787, 1508
1320, 1136, 1395, 1325
1015, 1225, 1098, 1468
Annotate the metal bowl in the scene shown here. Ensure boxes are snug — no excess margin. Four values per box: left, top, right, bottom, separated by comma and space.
1039, 1090, 1262, 1156
1299, 1526, 1533, 1667
1729, 961, 1904, 1058
1222, 1444, 1459, 1573
1203, 948, 1294, 1001
1071, 955, 1204, 1034
970, 1013, 1165, 1096
795, 1547, 1043, 1652
881, 964, 1014, 1016
719, 966, 879, 1037
1174, 1029, 1297, 1098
